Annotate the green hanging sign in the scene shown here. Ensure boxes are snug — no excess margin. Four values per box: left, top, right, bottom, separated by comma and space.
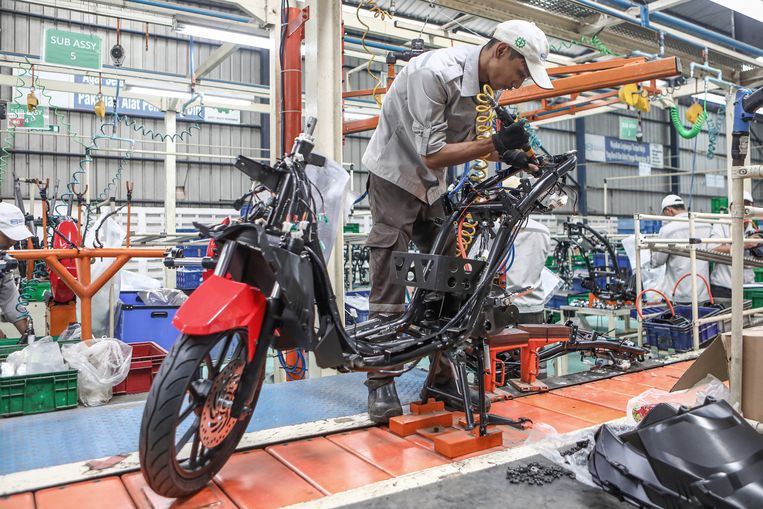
619, 117, 638, 141
44, 28, 102, 70
7, 104, 45, 129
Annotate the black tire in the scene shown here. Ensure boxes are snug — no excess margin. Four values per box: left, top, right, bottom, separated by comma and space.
139, 330, 265, 498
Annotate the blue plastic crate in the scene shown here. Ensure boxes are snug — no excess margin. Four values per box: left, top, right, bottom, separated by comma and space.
636, 305, 720, 352
617, 217, 635, 234
640, 220, 662, 234
345, 290, 370, 324
115, 292, 181, 352
176, 268, 204, 290
177, 243, 208, 258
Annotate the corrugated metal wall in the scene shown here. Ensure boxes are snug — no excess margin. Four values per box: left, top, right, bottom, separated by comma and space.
0, 0, 265, 205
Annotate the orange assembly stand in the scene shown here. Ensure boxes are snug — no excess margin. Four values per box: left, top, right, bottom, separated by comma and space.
10, 248, 167, 339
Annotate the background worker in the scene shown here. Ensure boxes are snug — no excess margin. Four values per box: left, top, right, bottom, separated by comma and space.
650, 195, 712, 303
0, 202, 33, 339
708, 191, 759, 298
361, 20, 554, 423
503, 217, 554, 323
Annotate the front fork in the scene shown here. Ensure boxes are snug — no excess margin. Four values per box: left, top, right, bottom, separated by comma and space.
230, 297, 282, 419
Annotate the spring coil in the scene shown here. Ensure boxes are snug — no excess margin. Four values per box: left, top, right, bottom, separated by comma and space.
15, 279, 35, 321
706, 104, 725, 160
459, 84, 497, 258
356, 0, 393, 108
116, 115, 201, 143
0, 70, 28, 187
670, 106, 706, 139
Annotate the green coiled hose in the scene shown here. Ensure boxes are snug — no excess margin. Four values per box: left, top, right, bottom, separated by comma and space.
670, 106, 706, 139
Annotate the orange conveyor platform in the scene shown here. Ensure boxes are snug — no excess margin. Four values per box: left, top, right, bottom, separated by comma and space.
0, 361, 694, 509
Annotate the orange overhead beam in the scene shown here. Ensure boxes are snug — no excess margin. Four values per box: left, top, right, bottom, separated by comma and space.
342, 57, 681, 135
498, 56, 680, 105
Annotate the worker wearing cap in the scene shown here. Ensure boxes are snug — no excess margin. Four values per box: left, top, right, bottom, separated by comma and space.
361, 20, 554, 423
650, 195, 712, 303
708, 191, 758, 298
0, 203, 32, 339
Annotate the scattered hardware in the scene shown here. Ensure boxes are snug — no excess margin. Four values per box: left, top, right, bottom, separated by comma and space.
506, 461, 576, 485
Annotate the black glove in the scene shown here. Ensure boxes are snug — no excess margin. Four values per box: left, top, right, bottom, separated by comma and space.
500, 149, 531, 169
492, 120, 530, 154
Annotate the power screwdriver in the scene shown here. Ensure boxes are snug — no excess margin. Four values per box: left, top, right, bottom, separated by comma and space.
486, 95, 547, 160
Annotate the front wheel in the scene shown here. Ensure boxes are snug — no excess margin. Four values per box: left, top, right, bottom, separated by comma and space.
139, 330, 265, 498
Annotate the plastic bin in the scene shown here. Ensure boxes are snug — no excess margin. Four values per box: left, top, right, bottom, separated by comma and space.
115, 292, 180, 352
755, 269, 763, 283
177, 243, 208, 258
637, 305, 721, 352
711, 197, 729, 214
176, 268, 204, 290
744, 287, 763, 309
21, 280, 51, 302
113, 342, 167, 395
345, 290, 370, 324
0, 369, 78, 417
640, 220, 662, 234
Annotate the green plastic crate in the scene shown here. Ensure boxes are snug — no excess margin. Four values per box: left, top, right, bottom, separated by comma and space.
711, 197, 729, 214
744, 288, 763, 310
21, 280, 51, 302
755, 269, 763, 283
0, 369, 78, 417
343, 223, 360, 234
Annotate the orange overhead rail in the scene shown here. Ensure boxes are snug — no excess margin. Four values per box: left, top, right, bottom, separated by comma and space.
10, 248, 166, 339
342, 56, 681, 135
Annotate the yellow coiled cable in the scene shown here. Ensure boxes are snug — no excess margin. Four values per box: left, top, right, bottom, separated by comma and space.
459, 84, 497, 258
355, 0, 392, 108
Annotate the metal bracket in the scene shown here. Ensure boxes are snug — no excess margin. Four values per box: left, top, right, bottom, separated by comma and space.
287, 7, 310, 37
392, 252, 485, 294
732, 165, 763, 179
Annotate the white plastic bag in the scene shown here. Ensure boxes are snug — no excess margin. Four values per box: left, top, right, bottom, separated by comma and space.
121, 270, 162, 291
25, 337, 66, 375
625, 374, 729, 425
138, 289, 187, 306
3, 337, 66, 376
58, 323, 82, 342
61, 338, 132, 406
305, 155, 350, 262
78, 212, 126, 337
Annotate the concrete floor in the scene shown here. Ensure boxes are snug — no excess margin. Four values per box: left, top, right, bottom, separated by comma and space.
342, 455, 630, 509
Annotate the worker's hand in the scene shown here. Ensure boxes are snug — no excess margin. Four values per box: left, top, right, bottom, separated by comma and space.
744, 240, 760, 250
492, 120, 530, 153
500, 149, 539, 174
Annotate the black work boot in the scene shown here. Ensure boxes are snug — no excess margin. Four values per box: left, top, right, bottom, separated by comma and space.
365, 377, 403, 424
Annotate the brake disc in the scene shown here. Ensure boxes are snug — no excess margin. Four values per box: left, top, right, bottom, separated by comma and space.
199, 359, 245, 448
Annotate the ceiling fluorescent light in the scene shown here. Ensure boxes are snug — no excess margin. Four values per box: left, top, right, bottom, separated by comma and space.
707, 0, 763, 23
175, 22, 271, 49
128, 86, 192, 100
204, 95, 253, 107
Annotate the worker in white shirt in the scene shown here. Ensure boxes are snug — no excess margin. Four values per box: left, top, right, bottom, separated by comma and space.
708, 191, 759, 298
503, 218, 552, 323
650, 195, 712, 303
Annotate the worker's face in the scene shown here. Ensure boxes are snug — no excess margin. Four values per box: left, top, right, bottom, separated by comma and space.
487, 43, 531, 91
0, 232, 14, 250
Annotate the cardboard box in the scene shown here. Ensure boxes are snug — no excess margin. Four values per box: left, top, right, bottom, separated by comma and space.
673, 328, 763, 422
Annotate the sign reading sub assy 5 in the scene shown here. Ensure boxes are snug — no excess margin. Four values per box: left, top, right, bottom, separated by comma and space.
44, 28, 102, 70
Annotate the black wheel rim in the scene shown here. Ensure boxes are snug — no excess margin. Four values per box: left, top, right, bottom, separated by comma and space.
171, 330, 247, 477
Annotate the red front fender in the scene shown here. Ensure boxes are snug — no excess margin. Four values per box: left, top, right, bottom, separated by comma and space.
173, 275, 267, 360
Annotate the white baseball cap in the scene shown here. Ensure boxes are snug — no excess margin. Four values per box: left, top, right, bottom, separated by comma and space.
0, 202, 31, 242
492, 20, 553, 90
661, 194, 684, 211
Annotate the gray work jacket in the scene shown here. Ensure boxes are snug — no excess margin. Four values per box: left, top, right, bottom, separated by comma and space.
362, 44, 485, 204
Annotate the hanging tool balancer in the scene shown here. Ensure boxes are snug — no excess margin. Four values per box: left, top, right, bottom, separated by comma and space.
732, 86, 763, 166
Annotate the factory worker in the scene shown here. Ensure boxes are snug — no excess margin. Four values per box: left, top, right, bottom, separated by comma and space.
361, 20, 554, 423
650, 195, 712, 303
0, 203, 32, 339
503, 218, 553, 323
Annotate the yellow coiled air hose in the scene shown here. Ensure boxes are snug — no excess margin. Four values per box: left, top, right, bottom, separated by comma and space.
458, 84, 497, 258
